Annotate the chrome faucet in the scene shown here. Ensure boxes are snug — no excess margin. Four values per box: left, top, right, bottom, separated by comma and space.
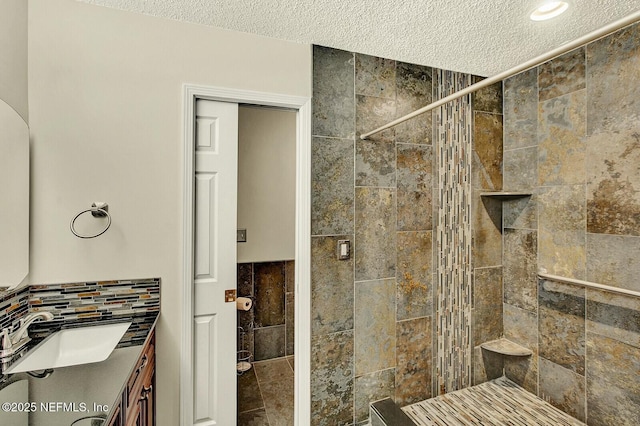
0, 312, 54, 360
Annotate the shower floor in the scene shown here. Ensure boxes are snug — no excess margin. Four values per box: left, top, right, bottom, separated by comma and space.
237, 356, 295, 426
403, 377, 585, 426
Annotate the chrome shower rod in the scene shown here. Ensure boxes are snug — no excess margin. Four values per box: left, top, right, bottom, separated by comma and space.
360, 9, 640, 140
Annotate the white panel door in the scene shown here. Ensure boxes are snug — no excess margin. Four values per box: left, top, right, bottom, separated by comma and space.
193, 99, 238, 425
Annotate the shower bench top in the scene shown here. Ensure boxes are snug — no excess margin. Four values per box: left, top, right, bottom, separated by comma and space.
402, 377, 585, 426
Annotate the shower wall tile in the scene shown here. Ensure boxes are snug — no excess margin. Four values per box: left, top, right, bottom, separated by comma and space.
501, 21, 640, 426
311, 137, 354, 236
311, 236, 354, 336
310, 330, 354, 426
472, 112, 503, 191
312, 46, 437, 423
472, 267, 503, 346
472, 193, 502, 268
254, 325, 286, 361
355, 278, 396, 376
586, 234, 640, 292
586, 288, 640, 349
503, 147, 537, 191
585, 121, 640, 236
504, 303, 538, 394
472, 78, 503, 114
539, 357, 586, 422
285, 292, 295, 356
586, 22, 640, 135
356, 95, 397, 187
503, 229, 538, 312
355, 188, 396, 281
285, 260, 295, 293
237, 260, 295, 361
354, 368, 396, 423
312, 46, 355, 139
538, 47, 586, 102
355, 54, 396, 99
355, 94, 397, 139
356, 139, 396, 188
538, 280, 585, 375
397, 144, 433, 231
586, 333, 640, 425
396, 62, 433, 145
504, 69, 538, 150
395, 317, 432, 406
538, 185, 586, 278
254, 262, 285, 327
237, 263, 253, 297
396, 231, 433, 321
538, 91, 586, 186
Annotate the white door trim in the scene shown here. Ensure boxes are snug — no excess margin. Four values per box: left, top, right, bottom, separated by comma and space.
181, 84, 311, 425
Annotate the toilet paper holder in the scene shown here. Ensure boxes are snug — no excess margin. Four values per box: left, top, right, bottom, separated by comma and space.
236, 296, 253, 311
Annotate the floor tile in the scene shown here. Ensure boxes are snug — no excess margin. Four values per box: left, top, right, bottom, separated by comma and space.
261, 377, 295, 426
238, 369, 264, 414
238, 408, 270, 426
254, 358, 294, 384
286, 356, 295, 371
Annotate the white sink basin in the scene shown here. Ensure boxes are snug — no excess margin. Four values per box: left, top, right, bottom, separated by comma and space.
5, 322, 131, 374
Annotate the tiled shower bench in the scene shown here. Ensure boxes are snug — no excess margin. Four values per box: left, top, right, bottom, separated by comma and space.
371, 377, 585, 426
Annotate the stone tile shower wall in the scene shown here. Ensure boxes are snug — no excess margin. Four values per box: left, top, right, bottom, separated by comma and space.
237, 261, 294, 361
311, 46, 434, 425
502, 21, 640, 424
310, 46, 504, 424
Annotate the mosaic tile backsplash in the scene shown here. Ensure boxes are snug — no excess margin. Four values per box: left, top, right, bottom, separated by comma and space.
0, 287, 30, 338
0, 278, 159, 348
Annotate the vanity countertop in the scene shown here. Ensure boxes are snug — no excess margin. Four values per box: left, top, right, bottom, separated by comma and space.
0, 313, 157, 426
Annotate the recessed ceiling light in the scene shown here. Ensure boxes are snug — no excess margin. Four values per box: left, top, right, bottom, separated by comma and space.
530, 1, 569, 21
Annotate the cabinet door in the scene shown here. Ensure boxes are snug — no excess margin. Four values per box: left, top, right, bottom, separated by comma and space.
107, 399, 122, 426
141, 372, 155, 426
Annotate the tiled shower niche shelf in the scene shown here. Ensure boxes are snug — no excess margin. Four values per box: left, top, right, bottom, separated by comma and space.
480, 191, 532, 200
480, 338, 533, 356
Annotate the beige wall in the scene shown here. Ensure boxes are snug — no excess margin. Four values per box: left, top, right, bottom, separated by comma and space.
28, 1, 311, 424
237, 106, 296, 263
0, 0, 28, 121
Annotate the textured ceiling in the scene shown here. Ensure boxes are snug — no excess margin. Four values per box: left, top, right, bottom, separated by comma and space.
79, 0, 640, 76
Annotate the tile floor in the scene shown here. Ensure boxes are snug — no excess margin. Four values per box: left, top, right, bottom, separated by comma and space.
238, 356, 295, 426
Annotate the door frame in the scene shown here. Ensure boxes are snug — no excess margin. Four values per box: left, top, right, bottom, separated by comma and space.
181, 84, 311, 425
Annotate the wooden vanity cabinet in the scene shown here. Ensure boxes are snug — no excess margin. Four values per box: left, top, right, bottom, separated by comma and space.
108, 329, 156, 426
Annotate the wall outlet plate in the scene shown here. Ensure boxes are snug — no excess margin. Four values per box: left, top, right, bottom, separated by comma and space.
337, 239, 351, 260
237, 229, 247, 243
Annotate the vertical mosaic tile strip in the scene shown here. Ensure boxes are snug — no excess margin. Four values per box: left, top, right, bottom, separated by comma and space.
435, 69, 473, 394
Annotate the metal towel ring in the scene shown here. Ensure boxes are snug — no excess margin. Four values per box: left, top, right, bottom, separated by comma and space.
70, 202, 111, 239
